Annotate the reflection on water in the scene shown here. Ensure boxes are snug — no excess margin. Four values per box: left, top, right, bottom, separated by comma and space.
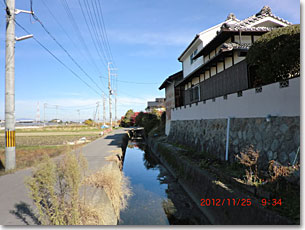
119, 141, 209, 225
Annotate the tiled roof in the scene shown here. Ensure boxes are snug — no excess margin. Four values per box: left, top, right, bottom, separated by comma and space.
220, 42, 251, 52
223, 26, 275, 32
221, 6, 292, 31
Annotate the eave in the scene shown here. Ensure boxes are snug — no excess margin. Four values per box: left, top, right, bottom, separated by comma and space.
193, 29, 270, 59
159, 71, 183, 90
176, 47, 249, 87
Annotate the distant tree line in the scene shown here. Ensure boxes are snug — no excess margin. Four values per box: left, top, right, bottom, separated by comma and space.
120, 109, 166, 136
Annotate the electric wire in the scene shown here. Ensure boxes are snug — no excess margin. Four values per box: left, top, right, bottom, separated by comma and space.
95, 0, 116, 68
30, 12, 106, 95
82, 0, 109, 67
99, 76, 158, 85
14, 19, 102, 97
90, 0, 112, 63
40, 0, 103, 76
77, 0, 110, 73
58, 0, 107, 73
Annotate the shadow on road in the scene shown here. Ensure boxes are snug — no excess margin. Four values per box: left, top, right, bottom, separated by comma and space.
104, 133, 126, 146
10, 202, 40, 225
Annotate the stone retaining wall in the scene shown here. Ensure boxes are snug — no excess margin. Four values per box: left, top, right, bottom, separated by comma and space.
168, 117, 300, 167
147, 136, 292, 224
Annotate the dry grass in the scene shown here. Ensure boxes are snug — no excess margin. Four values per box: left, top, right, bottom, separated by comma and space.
0, 130, 100, 174
0, 135, 100, 147
268, 160, 300, 182
236, 145, 260, 184
11, 125, 100, 133
26, 152, 132, 225
85, 164, 132, 219
0, 146, 68, 173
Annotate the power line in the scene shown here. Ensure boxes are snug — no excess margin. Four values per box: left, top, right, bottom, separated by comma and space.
77, 0, 106, 68
14, 20, 102, 97
39, 0, 103, 76
82, 0, 108, 65
99, 76, 158, 85
46, 105, 97, 111
118, 89, 151, 101
30, 11, 107, 95
94, 0, 116, 68
56, 0, 106, 74
45, 102, 107, 110
91, 0, 112, 63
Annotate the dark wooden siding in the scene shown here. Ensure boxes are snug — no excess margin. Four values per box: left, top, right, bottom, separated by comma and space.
200, 60, 248, 102
183, 60, 248, 105
184, 89, 190, 106
175, 86, 184, 107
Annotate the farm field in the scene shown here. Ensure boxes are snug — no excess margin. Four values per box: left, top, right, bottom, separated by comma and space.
0, 125, 104, 175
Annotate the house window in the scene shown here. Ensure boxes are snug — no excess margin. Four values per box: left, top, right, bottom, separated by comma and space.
190, 84, 200, 102
190, 49, 198, 65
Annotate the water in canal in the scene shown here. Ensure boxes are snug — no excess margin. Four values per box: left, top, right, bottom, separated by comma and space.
119, 140, 209, 225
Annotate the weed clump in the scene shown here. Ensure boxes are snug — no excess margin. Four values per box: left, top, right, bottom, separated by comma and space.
26, 153, 131, 225
85, 164, 132, 218
235, 145, 260, 185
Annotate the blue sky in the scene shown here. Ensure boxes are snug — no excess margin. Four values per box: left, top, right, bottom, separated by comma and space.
0, 0, 300, 121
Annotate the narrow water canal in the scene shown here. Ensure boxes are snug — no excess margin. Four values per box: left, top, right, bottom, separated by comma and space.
119, 140, 209, 225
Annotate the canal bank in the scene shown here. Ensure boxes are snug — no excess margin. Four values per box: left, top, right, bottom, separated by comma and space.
119, 139, 210, 225
78, 128, 130, 225
146, 135, 294, 225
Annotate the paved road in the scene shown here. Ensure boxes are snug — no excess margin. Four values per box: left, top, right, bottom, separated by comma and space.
0, 128, 128, 225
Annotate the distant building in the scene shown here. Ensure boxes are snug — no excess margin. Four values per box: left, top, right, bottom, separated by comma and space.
16, 119, 35, 123
175, 6, 292, 107
159, 71, 183, 135
145, 98, 165, 113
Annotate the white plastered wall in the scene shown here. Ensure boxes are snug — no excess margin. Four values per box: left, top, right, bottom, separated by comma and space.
172, 77, 300, 120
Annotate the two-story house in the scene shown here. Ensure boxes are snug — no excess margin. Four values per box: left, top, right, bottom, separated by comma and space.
175, 6, 292, 106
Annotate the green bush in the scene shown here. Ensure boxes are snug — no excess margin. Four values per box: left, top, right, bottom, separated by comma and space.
84, 119, 93, 126
247, 24, 300, 86
143, 113, 160, 134
120, 109, 134, 127
135, 112, 145, 127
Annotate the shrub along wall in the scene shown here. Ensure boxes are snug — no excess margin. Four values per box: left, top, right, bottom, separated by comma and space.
168, 117, 299, 168
247, 24, 300, 86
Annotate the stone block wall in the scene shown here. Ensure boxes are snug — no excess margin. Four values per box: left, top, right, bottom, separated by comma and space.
168, 116, 300, 167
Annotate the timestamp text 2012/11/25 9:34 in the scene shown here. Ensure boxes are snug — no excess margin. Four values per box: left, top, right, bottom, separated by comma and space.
200, 198, 282, 207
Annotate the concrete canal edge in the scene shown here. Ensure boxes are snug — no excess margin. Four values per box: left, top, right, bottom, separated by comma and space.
146, 136, 292, 225
81, 129, 130, 225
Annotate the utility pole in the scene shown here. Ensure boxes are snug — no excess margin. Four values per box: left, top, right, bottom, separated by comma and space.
36, 101, 40, 124
55, 105, 58, 120
108, 63, 118, 128
43, 103, 46, 126
77, 109, 80, 124
4, 0, 33, 171
96, 101, 100, 123
5, 0, 16, 170
113, 74, 118, 124
115, 90, 117, 124
103, 93, 106, 126
108, 62, 112, 128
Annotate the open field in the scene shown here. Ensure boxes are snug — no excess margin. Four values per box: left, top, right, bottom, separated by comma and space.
0, 125, 103, 174
0, 125, 101, 133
